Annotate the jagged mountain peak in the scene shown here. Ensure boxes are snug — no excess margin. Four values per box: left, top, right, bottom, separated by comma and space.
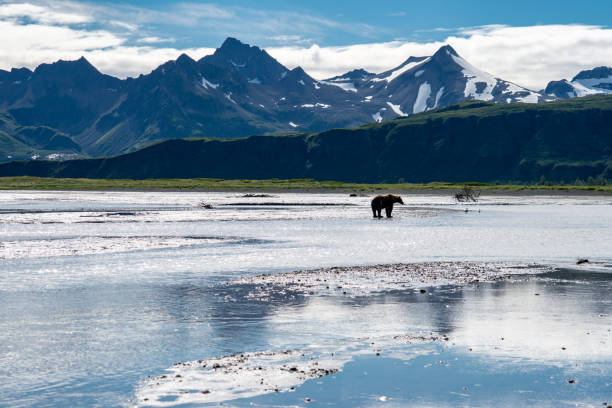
34, 56, 99, 76
433, 44, 459, 58
288, 66, 308, 77
25, 55, 122, 92
325, 68, 375, 82
216, 37, 254, 55
200, 37, 287, 84
0, 67, 32, 81
154, 53, 199, 77
544, 79, 574, 97
0, 36, 603, 162
545, 66, 612, 99
372, 56, 429, 83
176, 53, 196, 64
209, 37, 274, 67
428, 45, 466, 69
11, 67, 32, 74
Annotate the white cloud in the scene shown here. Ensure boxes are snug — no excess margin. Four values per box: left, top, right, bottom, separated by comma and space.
0, 19, 211, 78
0, 2, 92, 24
0, 20, 123, 69
136, 36, 175, 44
268, 25, 612, 89
85, 46, 215, 78
109, 20, 139, 32
267, 42, 444, 81
0, 19, 213, 78
446, 24, 612, 89
0, 1, 611, 91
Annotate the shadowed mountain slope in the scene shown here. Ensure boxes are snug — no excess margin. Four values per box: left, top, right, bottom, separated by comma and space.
2, 96, 610, 184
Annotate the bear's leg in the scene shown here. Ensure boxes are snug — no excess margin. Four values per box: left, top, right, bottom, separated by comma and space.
386, 205, 393, 218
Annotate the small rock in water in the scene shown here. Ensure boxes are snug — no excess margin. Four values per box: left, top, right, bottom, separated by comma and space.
420, 289, 427, 294
576, 258, 590, 265
567, 379, 576, 384
379, 396, 389, 401
304, 397, 311, 402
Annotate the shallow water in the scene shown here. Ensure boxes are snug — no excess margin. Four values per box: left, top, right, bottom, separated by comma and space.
0, 191, 610, 407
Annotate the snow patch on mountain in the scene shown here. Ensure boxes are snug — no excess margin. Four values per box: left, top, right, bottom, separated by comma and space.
321, 80, 358, 93
451, 54, 496, 101
248, 78, 261, 84
375, 58, 430, 83
301, 103, 330, 109
413, 82, 432, 114
574, 75, 612, 90
516, 93, 539, 103
225, 93, 236, 104
386, 101, 407, 116
372, 111, 383, 123
434, 87, 444, 108
201, 78, 219, 90
288, 122, 299, 128
569, 79, 612, 97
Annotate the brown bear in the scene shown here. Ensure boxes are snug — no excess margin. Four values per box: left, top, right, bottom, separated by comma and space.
371, 194, 404, 218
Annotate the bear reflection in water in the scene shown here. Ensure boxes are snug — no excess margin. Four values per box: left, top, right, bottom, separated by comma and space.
371, 194, 404, 218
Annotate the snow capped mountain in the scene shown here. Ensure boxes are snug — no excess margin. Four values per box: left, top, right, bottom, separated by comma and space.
348, 45, 542, 122
200, 37, 289, 85
323, 45, 543, 123
545, 66, 612, 99
0, 37, 608, 160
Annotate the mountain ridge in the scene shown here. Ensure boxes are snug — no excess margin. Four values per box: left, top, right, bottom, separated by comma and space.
0, 37, 611, 163
2, 95, 610, 184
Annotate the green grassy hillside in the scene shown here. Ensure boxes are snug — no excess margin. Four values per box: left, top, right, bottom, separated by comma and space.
1, 96, 610, 184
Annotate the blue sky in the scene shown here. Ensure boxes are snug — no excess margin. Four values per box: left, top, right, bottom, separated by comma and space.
73, 0, 612, 48
1, 1, 612, 89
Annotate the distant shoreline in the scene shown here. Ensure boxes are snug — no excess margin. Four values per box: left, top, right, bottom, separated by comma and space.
0, 176, 610, 195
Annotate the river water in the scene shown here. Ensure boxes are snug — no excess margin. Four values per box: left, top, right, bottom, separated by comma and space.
0, 191, 610, 407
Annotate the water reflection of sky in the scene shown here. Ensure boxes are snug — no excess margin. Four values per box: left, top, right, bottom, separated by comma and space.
136, 273, 611, 406
0, 191, 610, 407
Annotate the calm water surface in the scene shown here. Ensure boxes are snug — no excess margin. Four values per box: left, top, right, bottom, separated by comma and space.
0, 191, 610, 407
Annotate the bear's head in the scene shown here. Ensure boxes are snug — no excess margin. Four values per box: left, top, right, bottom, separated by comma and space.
393, 195, 404, 204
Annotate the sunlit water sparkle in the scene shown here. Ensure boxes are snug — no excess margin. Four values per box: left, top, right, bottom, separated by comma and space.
0, 191, 610, 407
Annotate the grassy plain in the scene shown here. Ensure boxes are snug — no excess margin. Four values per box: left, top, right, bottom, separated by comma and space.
0, 176, 610, 193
